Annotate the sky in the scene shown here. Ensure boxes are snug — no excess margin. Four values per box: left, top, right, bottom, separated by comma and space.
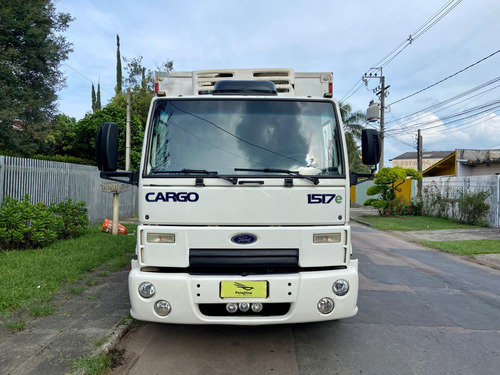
55, 0, 500, 167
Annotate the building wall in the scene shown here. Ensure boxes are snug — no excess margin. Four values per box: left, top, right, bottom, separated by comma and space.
392, 158, 442, 171
423, 175, 500, 227
350, 178, 417, 206
457, 163, 500, 177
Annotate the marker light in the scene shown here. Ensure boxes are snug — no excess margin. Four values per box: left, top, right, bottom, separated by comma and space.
333, 279, 349, 296
317, 297, 334, 314
147, 233, 175, 243
313, 233, 341, 243
154, 300, 171, 316
138, 282, 156, 298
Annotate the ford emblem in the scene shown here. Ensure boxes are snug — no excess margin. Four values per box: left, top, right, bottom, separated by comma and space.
231, 233, 258, 245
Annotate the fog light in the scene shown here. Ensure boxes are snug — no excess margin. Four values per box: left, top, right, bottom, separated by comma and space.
251, 303, 263, 313
226, 303, 238, 313
239, 302, 250, 312
154, 300, 171, 316
138, 282, 156, 298
333, 279, 349, 296
317, 297, 334, 314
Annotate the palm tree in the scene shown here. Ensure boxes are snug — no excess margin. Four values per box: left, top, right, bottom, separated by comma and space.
339, 103, 368, 172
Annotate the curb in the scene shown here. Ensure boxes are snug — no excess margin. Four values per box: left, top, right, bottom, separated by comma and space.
351, 218, 373, 227
72, 318, 134, 375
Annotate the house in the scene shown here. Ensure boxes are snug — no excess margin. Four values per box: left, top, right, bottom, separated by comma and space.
390, 151, 453, 171
423, 149, 500, 177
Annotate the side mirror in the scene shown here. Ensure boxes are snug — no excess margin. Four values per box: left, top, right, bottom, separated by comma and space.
361, 129, 381, 165
96, 122, 118, 171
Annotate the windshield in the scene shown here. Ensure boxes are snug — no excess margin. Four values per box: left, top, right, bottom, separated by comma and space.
145, 98, 344, 177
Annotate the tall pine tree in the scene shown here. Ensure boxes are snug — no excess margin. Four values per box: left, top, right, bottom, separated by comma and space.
115, 34, 122, 94
91, 83, 96, 113
96, 83, 101, 110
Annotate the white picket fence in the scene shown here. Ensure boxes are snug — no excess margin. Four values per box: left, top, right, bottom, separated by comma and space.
0, 156, 138, 224
422, 175, 500, 227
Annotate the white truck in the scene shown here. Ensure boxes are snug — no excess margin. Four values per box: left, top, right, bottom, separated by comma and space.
96, 68, 380, 325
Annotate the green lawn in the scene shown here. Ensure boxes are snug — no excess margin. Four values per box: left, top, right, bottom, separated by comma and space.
357, 215, 499, 256
0, 224, 137, 317
359, 215, 482, 231
420, 240, 500, 255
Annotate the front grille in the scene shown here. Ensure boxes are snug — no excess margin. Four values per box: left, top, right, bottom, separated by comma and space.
189, 249, 299, 274
199, 303, 290, 317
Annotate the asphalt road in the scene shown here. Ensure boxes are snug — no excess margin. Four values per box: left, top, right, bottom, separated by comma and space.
111, 223, 500, 375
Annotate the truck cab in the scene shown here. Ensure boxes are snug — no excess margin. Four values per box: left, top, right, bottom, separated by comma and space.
96, 68, 380, 325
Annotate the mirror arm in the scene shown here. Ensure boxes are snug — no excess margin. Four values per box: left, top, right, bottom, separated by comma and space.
100, 171, 138, 185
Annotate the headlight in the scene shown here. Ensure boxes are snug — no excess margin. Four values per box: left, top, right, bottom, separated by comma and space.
333, 279, 349, 296
317, 297, 334, 314
147, 233, 175, 243
154, 300, 171, 316
313, 233, 341, 243
138, 282, 156, 298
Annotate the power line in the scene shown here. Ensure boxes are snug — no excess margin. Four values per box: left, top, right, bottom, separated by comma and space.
385, 76, 500, 128
63, 63, 115, 97
388, 49, 500, 106
340, 0, 463, 103
387, 99, 500, 136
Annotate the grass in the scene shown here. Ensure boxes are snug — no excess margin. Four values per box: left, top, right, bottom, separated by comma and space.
71, 348, 124, 375
3, 319, 26, 331
0, 224, 137, 317
29, 303, 55, 317
420, 240, 500, 255
358, 215, 499, 256
359, 215, 482, 231
71, 353, 111, 375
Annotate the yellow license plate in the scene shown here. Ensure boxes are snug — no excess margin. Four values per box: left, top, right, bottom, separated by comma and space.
220, 280, 268, 298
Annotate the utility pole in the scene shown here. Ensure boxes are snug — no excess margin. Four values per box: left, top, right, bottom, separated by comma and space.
125, 88, 131, 171
379, 75, 386, 169
417, 129, 423, 199
363, 68, 389, 168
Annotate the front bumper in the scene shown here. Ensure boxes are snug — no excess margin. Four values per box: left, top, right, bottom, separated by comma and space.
128, 259, 358, 325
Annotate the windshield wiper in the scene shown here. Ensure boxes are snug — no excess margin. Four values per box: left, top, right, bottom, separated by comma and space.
152, 169, 237, 184
234, 168, 319, 185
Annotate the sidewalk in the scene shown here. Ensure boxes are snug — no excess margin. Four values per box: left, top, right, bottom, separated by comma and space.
0, 269, 131, 375
351, 206, 500, 271
1, 210, 499, 374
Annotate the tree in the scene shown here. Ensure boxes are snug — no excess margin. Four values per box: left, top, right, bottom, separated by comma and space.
115, 34, 122, 94
96, 83, 101, 110
339, 103, 369, 173
0, 0, 73, 156
365, 166, 422, 215
45, 114, 77, 156
72, 102, 143, 169
91, 84, 97, 113
113, 55, 173, 126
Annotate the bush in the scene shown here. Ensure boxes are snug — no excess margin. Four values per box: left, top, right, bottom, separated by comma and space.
365, 167, 422, 216
49, 198, 89, 239
403, 198, 424, 216
458, 190, 490, 225
0, 195, 88, 251
422, 184, 450, 218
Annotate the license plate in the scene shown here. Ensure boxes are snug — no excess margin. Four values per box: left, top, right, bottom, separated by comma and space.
220, 280, 268, 298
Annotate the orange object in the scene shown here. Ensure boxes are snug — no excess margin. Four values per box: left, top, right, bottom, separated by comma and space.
101, 219, 127, 234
